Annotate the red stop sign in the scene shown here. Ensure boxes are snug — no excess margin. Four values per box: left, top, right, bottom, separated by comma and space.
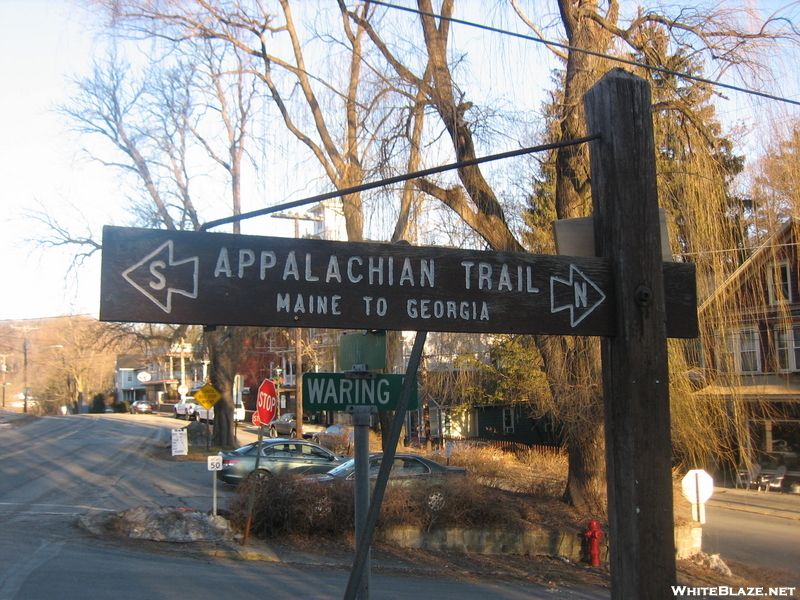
255, 379, 278, 426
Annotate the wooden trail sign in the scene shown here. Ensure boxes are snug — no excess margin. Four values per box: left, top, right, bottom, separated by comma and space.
100, 226, 696, 338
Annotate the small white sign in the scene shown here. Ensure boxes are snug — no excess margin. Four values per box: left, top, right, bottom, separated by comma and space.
137, 371, 151, 383
681, 469, 713, 524
171, 428, 188, 456
207, 455, 223, 471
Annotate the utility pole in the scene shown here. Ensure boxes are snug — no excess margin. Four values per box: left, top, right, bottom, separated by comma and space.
0, 354, 11, 409
272, 212, 323, 438
12, 325, 38, 414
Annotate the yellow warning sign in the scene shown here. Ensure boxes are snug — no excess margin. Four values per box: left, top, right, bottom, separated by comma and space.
194, 383, 222, 410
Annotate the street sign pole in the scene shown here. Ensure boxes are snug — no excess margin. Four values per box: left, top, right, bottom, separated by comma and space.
242, 424, 264, 547
348, 405, 376, 600
207, 455, 223, 516
344, 331, 427, 600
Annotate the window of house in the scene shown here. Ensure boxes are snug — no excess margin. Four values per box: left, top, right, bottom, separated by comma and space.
768, 261, 792, 305
502, 407, 515, 434
737, 329, 761, 373
776, 326, 800, 371
722, 329, 761, 373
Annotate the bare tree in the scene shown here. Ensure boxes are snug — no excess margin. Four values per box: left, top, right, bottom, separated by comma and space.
55, 39, 262, 443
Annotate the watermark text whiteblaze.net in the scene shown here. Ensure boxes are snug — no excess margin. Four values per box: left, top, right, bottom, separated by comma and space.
673, 587, 796, 597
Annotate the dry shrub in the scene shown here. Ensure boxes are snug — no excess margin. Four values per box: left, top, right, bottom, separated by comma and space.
227, 473, 565, 540
227, 474, 355, 538
225, 446, 574, 541
422, 445, 568, 498
225, 448, 566, 538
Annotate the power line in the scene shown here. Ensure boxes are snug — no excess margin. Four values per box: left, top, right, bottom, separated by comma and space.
368, 0, 800, 109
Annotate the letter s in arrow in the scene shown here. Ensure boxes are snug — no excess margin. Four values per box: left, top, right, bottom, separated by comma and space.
122, 241, 199, 313
550, 265, 606, 327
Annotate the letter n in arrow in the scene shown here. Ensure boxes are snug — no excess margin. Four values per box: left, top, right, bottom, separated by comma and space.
550, 265, 606, 327
122, 241, 199, 313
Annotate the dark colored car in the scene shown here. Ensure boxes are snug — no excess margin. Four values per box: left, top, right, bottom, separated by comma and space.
318, 453, 467, 482
309, 453, 467, 511
216, 439, 348, 485
130, 400, 154, 414
312, 425, 354, 452
267, 413, 327, 439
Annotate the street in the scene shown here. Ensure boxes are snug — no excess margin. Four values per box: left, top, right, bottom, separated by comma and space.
2, 413, 799, 600
704, 488, 800, 573
0, 413, 606, 600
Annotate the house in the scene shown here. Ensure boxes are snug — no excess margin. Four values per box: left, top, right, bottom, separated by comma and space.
425, 401, 561, 447
115, 354, 148, 404
114, 342, 207, 407
695, 217, 800, 487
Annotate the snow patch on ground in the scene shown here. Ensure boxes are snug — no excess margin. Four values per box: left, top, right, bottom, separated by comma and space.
113, 506, 234, 543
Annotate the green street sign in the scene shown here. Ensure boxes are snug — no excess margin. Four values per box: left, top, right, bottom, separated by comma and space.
303, 373, 418, 411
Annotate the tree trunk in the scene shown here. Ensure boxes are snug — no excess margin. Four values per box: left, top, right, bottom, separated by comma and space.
548, 0, 617, 513
206, 327, 238, 448
562, 405, 607, 517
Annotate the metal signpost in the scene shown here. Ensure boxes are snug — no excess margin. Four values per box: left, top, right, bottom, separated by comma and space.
207, 455, 223, 516
100, 70, 698, 600
194, 383, 221, 451
681, 469, 714, 524
242, 379, 279, 546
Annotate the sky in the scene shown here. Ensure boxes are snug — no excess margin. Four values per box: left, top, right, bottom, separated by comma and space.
1, 0, 798, 323
0, 0, 112, 321
0, 0, 297, 321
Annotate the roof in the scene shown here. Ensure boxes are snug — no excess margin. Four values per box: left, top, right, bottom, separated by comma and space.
116, 354, 144, 370
699, 217, 800, 315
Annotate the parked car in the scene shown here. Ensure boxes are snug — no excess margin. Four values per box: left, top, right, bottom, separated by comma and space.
316, 453, 467, 483
268, 413, 327, 439
173, 397, 200, 420
307, 453, 467, 511
216, 439, 348, 485
195, 398, 246, 423
129, 400, 154, 414
312, 425, 354, 452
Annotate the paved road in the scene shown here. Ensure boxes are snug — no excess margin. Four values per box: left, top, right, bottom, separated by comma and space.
704, 487, 800, 574
0, 413, 607, 600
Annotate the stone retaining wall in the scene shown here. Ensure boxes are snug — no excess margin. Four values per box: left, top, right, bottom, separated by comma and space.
376, 524, 701, 563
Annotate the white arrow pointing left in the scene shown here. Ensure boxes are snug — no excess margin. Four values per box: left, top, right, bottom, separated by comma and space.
121, 241, 199, 313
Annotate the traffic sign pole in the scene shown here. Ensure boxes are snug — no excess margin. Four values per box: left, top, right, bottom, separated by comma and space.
242, 424, 264, 547
349, 405, 375, 600
344, 331, 427, 600
207, 455, 223, 516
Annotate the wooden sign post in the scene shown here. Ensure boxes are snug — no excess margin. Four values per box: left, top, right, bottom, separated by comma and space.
585, 68, 678, 598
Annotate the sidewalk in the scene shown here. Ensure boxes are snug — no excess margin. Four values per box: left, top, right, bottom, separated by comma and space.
707, 486, 800, 521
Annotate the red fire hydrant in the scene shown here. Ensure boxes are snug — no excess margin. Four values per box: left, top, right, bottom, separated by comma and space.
584, 519, 604, 566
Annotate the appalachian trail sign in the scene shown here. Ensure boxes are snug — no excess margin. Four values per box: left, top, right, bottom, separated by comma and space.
100, 226, 696, 338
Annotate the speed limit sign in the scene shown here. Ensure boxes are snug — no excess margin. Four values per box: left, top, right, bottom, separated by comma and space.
207, 456, 223, 471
